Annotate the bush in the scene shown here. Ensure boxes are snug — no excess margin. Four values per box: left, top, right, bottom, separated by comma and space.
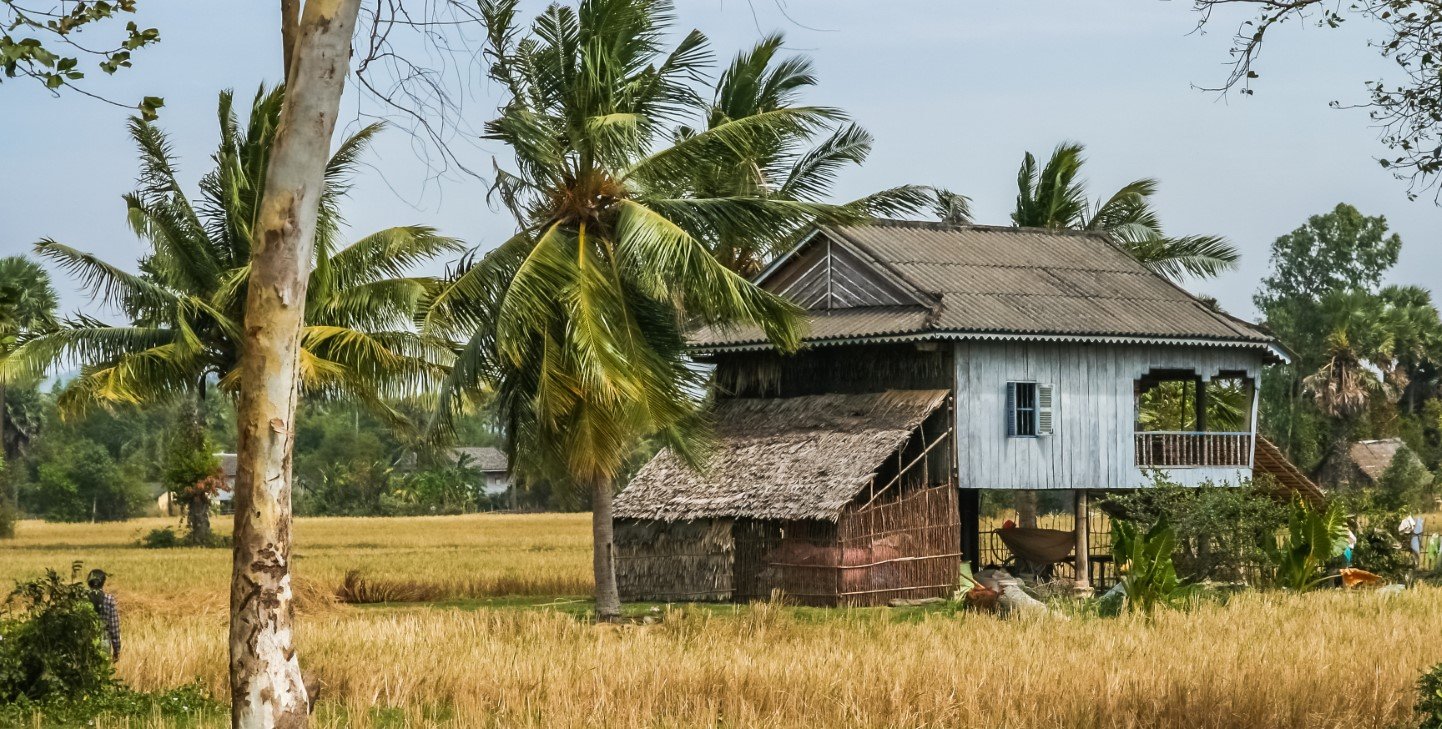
1103, 480, 1287, 583
0, 684, 223, 726
138, 527, 182, 549
1419, 662, 1442, 729
0, 569, 112, 702
1377, 449, 1436, 511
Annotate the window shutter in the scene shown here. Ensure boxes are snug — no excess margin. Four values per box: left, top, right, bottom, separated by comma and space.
1005, 382, 1017, 437
1037, 383, 1055, 436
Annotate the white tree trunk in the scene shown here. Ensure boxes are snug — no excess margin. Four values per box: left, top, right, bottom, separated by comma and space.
229, 2, 360, 727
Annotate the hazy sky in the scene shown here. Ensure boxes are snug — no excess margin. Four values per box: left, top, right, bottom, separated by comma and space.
2, 1, 1438, 323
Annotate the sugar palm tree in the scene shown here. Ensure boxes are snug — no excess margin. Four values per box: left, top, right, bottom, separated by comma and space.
0, 257, 58, 462
426, 0, 846, 619
1012, 142, 1240, 281
1304, 291, 1392, 486
671, 33, 930, 275
8, 86, 460, 539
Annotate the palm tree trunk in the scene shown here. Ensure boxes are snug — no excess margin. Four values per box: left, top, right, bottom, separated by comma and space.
592, 475, 621, 621
229, 2, 360, 726
187, 385, 212, 545
0, 379, 8, 463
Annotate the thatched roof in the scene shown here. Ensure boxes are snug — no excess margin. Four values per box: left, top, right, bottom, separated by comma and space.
1349, 438, 1413, 484
693, 221, 1279, 356
614, 389, 949, 522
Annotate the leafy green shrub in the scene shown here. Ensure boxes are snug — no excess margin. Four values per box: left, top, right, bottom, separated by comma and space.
1419, 662, 1442, 729
1104, 480, 1287, 583
0, 683, 223, 727
1264, 499, 1348, 592
0, 569, 112, 702
138, 527, 182, 549
1377, 447, 1436, 512
1110, 518, 1194, 614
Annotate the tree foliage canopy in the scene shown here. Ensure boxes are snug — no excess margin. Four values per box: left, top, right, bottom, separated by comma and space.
6, 86, 461, 423
1011, 142, 1240, 281
426, 0, 858, 488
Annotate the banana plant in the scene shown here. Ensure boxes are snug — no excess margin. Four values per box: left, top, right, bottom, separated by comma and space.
1264, 498, 1348, 592
1111, 517, 1194, 614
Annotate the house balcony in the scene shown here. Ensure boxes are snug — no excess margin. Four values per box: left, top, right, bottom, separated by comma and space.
1134, 431, 1253, 468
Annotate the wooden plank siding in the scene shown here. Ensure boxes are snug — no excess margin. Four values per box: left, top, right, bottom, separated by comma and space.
768, 238, 919, 310
952, 341, 1264, 490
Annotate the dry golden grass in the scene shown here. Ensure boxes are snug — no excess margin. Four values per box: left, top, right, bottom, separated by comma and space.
4, 515, 1441, 728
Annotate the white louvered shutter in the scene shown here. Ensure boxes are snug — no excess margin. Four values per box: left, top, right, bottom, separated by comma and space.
1005, 382, 1017, 437
1037, 383, 1055, 436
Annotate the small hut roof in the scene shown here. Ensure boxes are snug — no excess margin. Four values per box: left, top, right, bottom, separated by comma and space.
1348, 438, 1411, 483
614, 389, 950, 522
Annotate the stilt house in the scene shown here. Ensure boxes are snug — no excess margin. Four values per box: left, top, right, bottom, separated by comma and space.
613, 221, 1313, 606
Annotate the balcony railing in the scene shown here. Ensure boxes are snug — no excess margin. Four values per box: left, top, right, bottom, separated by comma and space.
1134, 431, 1252, 468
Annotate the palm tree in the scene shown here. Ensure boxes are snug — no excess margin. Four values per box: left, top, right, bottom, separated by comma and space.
1011, 142, 1240, 281
426, 0, 842, 619
671, 33, 929, 275
1303, 291, 1392, 487
0, 257, 58, 461
8, 86, 460, 540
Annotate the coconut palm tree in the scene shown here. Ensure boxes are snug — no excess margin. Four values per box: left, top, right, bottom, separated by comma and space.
426, 0, 849, 619
1011, 142, 1240, 281
8, 86, 460, 539
671, 33, 930, 275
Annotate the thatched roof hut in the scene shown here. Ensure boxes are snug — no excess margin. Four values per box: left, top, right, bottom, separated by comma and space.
614, 389, 951, 522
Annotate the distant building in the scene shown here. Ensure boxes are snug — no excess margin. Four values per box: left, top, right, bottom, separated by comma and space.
156, 451, 237, 515
449, 446, 510, 496
214, 452, 237, 510
1332, 438, 1425, 489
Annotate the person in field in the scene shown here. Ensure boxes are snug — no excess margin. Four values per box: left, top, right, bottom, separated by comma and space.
87, 569, 121, 661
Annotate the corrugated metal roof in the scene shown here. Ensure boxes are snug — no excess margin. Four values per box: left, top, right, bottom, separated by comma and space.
693, 221, 1275, 351
451, 446, 508, 473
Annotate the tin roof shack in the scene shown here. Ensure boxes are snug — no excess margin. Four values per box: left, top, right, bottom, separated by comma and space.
614, 390, 959, 606
617, 221, 1308, 599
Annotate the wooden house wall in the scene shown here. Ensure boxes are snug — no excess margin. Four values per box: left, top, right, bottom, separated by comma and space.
712, 344, 952, 398
952, 341, 1264, 489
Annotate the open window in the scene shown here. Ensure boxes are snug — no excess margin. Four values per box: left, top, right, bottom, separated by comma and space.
1006, 382, 1053, 438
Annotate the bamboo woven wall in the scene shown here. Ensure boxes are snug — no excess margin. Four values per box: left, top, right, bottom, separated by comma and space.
754, 484, 962, 607
615, 518, 735, 602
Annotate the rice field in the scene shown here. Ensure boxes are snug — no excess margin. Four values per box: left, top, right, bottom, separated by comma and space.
4, 514, 1441, 728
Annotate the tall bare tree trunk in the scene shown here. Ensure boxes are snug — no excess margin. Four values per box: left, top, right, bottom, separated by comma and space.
592, 476, 621, 621
229, 2, 360, 727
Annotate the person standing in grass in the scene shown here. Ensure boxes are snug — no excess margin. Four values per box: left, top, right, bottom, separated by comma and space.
86, 569, 120, 661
